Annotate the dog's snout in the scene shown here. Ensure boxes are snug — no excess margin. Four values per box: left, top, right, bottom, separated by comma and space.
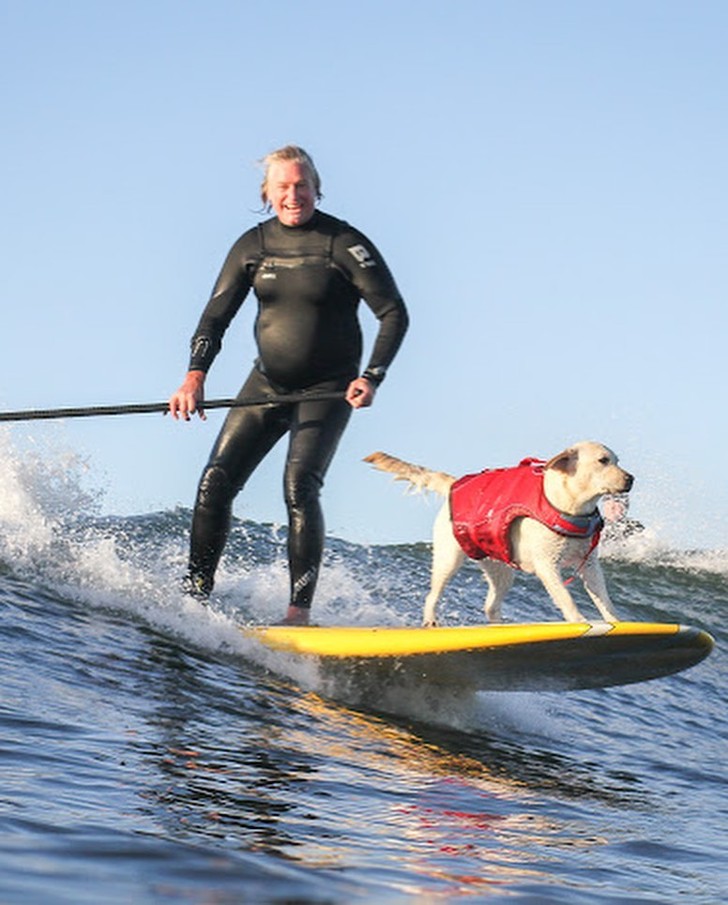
623, 472, 634, 491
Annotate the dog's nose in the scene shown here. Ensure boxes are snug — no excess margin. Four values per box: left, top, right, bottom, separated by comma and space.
623, 473, 634, 491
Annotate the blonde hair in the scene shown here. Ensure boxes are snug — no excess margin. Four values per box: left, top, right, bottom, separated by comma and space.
260, 145, 322, 207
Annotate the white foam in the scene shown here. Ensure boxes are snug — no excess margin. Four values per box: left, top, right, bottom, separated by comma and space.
0, 427, 722, 726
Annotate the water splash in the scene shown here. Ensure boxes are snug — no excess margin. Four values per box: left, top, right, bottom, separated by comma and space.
0, 430, 98, 565
0, 427, 723, 727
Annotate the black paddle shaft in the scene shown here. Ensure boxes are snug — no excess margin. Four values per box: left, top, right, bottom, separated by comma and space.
0, 392, 347, 423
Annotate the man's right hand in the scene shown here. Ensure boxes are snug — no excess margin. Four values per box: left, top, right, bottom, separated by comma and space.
168, 370, 207, 420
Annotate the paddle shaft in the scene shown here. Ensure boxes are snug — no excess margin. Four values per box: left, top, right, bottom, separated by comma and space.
0, 391, 347, 423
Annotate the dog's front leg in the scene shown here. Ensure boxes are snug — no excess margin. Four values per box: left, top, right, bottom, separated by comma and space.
533, 563, 585, 621
579, 555, 620, 622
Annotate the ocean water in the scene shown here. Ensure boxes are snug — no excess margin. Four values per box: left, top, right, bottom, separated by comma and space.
0, 433, 726, 904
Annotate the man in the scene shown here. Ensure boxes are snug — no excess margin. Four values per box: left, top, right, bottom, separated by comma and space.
169, 146, 408, 624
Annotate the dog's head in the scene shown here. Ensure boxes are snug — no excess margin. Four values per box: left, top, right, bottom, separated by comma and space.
544, 441, 634, 514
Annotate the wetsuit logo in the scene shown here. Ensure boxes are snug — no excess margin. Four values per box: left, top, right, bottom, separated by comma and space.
347, 244, 377, 268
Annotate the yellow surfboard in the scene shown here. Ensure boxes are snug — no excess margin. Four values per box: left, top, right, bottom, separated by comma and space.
243, 621, 714, 691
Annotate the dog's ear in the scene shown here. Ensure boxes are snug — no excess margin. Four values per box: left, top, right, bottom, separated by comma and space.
545, 447, 578, 475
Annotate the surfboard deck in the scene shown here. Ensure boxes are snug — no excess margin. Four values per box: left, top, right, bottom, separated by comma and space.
243, 621, 714, 691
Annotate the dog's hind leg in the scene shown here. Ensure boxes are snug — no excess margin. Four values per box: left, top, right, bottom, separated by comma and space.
422, 505, 465, 627
479, 561, 514, 623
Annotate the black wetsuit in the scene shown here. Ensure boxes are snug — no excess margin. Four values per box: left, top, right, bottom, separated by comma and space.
186, 210, 408, 607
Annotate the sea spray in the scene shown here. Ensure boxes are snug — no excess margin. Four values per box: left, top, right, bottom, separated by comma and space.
0, 426, 724, 727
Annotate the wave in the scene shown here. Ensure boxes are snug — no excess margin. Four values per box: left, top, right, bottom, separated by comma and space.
1, 428, 724, 715
1, 426, 725, 600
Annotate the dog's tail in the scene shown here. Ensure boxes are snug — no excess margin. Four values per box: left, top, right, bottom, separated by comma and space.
364, 451, 455, 497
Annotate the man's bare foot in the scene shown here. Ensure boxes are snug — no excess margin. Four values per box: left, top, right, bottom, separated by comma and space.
279, 605, 311, 626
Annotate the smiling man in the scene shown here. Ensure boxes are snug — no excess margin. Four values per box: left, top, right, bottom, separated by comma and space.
169, 145, 409, 624
265, 155, 318, 226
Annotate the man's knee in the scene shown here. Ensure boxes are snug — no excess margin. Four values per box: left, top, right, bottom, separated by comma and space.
197, 465, 234, 510
284, 470, 323, 511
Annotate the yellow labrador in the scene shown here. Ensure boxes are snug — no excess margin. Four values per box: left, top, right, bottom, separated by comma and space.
365, 442, 633, 626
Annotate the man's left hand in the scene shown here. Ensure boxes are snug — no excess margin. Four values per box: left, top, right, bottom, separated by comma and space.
346, 377, 376, 409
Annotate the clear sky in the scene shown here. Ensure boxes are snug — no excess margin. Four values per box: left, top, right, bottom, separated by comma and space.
1, 1, 726, 550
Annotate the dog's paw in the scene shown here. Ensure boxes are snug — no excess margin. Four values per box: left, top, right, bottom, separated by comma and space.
422, 619, 438, 628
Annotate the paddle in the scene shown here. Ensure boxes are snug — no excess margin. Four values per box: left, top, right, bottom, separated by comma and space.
0, 391, 347, 423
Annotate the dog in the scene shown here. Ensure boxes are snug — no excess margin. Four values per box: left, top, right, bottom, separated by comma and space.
365, 442, 634, 626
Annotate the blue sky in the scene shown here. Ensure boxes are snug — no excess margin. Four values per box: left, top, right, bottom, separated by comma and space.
1, 1, 726, 550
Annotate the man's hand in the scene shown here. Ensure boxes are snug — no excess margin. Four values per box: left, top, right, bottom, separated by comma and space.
168, 370, 207, 420
345, 376, 376, 409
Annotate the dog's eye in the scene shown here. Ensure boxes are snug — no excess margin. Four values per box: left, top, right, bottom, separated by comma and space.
598, 456, 611, 465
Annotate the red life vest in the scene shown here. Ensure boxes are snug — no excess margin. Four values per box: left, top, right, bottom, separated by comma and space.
450, 458, 603, 567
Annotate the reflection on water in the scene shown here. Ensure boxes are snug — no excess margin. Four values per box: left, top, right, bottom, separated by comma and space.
130, 637, 649, 900
1, 441, 725, 903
